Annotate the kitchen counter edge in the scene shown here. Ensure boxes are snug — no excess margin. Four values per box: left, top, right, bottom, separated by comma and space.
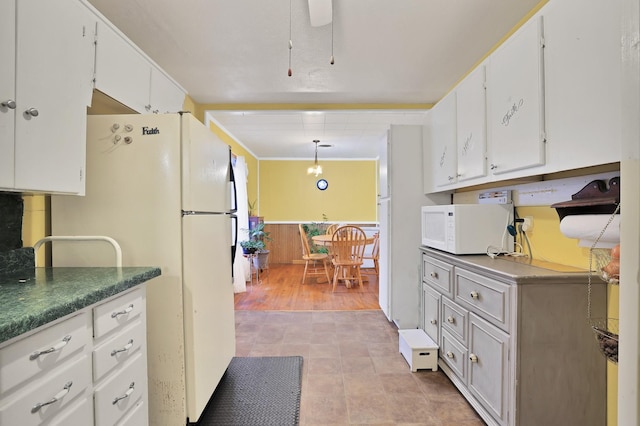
0, 266, 161, 344
420, 247, 594, 284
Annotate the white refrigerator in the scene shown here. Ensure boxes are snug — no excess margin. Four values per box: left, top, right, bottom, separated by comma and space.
51, 113, 237, 425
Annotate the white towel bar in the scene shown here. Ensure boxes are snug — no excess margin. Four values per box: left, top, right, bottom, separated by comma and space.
33, 236, 123, 268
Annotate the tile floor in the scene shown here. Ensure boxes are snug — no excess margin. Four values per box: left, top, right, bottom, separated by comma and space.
234, 310, 486, 425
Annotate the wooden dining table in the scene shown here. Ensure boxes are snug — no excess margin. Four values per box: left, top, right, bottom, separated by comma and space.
311, 234, 376, 247
311, 233, 376, 288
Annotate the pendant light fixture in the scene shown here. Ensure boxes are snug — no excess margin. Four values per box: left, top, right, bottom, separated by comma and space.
307, 140, 323, 176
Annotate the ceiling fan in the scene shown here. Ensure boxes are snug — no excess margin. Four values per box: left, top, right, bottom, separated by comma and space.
308, 0, 332, 27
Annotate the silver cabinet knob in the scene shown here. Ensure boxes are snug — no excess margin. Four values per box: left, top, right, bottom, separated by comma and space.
448, 175, 455, 181
1, 100, 16, 109
470, 291, 479, 300
25, 108, 39, 117
470, 353, 479, 363
145, 104, 152, 111
430, 319, 437, 325
446, 351, 455, 359
490, 163, 498, 170
447, 316, 455, 324
430, 271, 438, 279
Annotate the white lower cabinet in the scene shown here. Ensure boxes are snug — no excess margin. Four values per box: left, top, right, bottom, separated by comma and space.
420, 248, 606, 426
0, 286, 148, 426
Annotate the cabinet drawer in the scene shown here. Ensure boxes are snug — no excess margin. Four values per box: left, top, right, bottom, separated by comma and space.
93, 319, 145, 382
0, 313, 89, 396
94, 289, 143, 339
455, 268, 511, 332
0, 354, 91, 426
441, 297, 468, 346
118, 400, 147, 426
94, 352, 147, 426
440, 329, 467, 384
49, 396, 93, 426
422, 255, 453, 296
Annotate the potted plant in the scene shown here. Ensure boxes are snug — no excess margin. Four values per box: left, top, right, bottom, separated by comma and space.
240, 223, 272, 269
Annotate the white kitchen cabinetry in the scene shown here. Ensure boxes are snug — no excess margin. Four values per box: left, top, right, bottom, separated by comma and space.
456, 65, 488, 183
0, 313, 93, 425
0, 0, 94, 194
420, 248, 606, 426
423, 65, 488, 194
94, 20, 185, 114
426, 92, 457, 189
542, 0, 621, 171
0, 287, 148, 426
486, 15, 545, 177
379, 125, 448, 328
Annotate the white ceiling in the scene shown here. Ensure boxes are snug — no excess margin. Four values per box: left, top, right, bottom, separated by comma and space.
86, 0, 541, 159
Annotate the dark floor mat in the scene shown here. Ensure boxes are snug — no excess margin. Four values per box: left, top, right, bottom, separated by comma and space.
197, 356, 303, 426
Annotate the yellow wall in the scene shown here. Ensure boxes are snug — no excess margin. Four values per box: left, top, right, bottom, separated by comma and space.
259, 160, 377, 222
517, 205, 618, 426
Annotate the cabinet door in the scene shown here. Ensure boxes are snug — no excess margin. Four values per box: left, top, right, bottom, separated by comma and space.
428, 92, 457, 187
422, 284, 440, 344
95, 21, 151, 114
0, 0, 16, 188
456, 65, 487, 182
487, 15, 545, 176
149, 67, 185, 114
468, 313, 510, 426
14, 0, 94, 194
543, 0, 621, 171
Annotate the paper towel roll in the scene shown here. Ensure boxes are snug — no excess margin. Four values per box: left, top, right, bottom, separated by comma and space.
559, 214, 620, 248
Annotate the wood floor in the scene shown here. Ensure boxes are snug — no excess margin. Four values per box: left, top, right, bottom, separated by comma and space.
234, 263, 381, 311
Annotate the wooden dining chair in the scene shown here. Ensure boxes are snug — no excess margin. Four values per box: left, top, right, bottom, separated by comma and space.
362, 232, 380, 278
298, 224, 331, 284
325, 224, 338, 235
329, 225, 367, 292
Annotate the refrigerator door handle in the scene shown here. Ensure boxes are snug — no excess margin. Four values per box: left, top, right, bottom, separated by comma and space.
229, 150, 238, 214
230, 214, 238, 279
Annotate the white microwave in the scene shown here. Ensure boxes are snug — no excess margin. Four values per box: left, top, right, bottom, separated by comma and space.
421, 204, 514, 255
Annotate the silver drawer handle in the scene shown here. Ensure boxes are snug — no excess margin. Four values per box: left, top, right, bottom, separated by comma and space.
111, 304, 134, 318
470, 353, 479, 363
430, 319, 437, 325
1, 99, 16, 109
31, 381, 72, 413
30, 335, 72, 360
446, 351, 455, 359
470, 291, 479, 300
113, 382, 135, 405
447, 316, 455, 324
111, 339, 134, 356
430, 271, 438, 279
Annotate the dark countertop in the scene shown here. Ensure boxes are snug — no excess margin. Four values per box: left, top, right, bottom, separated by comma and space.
0, 266, 161, 344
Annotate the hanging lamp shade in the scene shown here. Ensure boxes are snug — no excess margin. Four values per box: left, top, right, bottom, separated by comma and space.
307, 140, 323, 176
308, 0, 332, 27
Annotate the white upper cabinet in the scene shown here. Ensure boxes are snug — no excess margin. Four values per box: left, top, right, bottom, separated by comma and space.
428, 92, 457, 188
149, 67, 186, 114
455, 65, 487, 183
94, 20, 185, 114
542, 0, 621, 171
94, 21, 152, 114
1, 0, 95, 194
486, 15, 545, 176
0, 0, 16, 189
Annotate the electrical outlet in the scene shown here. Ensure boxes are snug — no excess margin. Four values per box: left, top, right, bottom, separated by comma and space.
522, 216, 534, 232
